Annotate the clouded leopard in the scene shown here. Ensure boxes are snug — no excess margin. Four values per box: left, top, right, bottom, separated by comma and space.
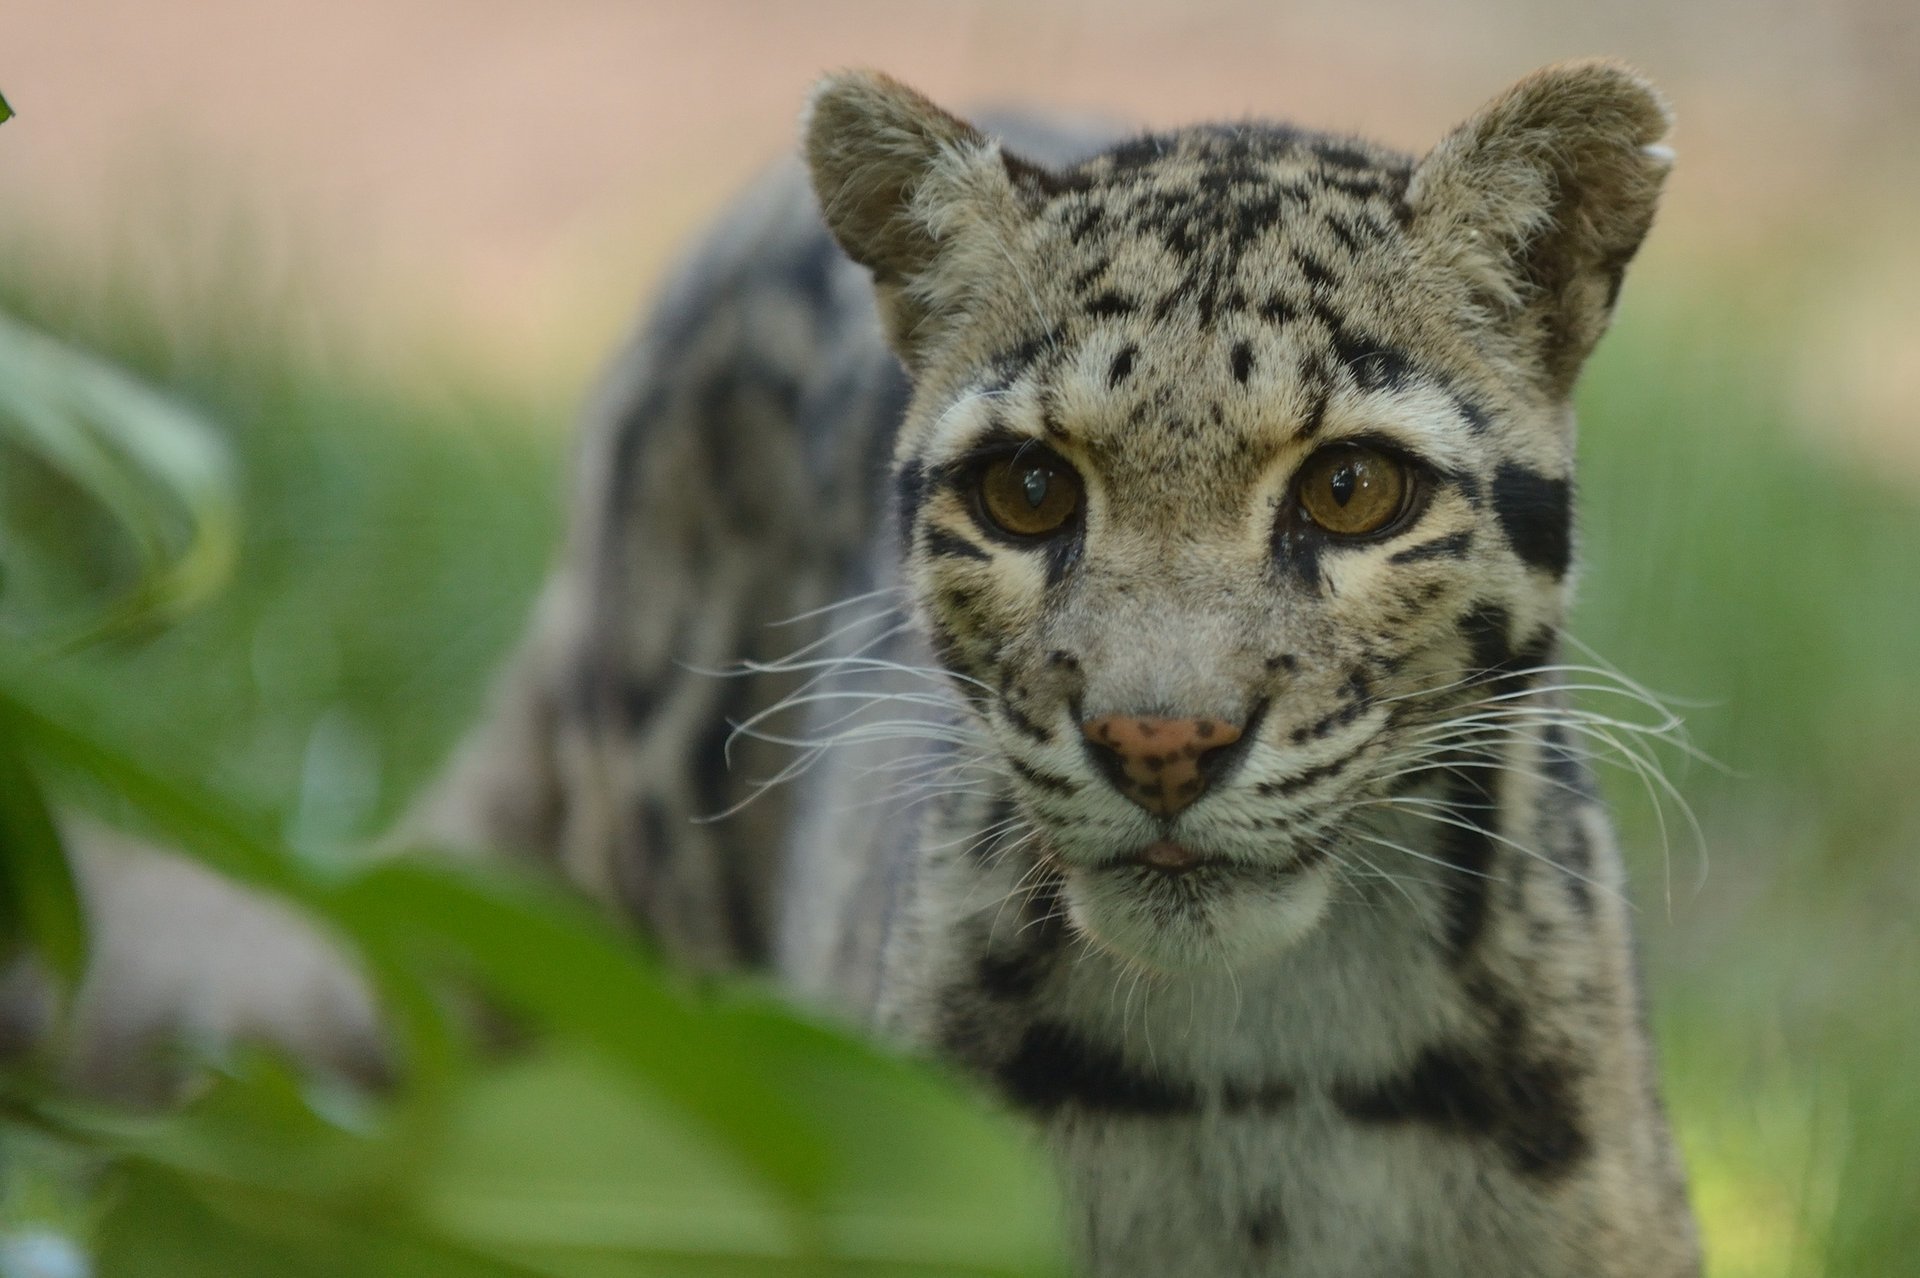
412, 59, 1701, 1276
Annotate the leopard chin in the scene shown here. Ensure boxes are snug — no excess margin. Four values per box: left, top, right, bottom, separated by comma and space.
1057, 854, 1337, 973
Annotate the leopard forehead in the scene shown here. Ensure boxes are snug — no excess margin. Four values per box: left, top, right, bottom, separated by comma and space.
901, 124, 1543, 507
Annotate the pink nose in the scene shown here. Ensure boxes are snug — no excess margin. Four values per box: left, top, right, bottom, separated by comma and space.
1080, 715, 1244, 816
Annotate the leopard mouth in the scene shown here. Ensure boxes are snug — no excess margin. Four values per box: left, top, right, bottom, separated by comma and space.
1103, 839, 1333, 883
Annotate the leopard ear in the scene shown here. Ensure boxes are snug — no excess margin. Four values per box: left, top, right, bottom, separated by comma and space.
1409, 60, 1673, 397
805, 70, 1035, 369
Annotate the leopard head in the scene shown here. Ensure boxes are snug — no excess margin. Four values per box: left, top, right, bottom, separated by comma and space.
805, 64, 1671, 970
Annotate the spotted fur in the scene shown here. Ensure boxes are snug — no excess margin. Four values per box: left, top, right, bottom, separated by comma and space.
414, 61, 1699, 1275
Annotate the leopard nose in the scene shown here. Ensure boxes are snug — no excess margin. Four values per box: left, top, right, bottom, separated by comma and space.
1080, 714, 1246, 817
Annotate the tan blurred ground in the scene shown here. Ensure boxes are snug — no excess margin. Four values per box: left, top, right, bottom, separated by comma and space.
2, 0, 1916, 455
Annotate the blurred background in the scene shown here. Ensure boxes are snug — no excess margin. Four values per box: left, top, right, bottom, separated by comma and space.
2, 2, 1917, 1275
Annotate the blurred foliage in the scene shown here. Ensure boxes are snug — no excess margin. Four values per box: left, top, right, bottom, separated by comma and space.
0, 313, 1065, 1274
0, 198, 1915, 1276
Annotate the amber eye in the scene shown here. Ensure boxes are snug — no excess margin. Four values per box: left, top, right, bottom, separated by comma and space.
978, 452, 1082, 538
1295, 445, 1410, 537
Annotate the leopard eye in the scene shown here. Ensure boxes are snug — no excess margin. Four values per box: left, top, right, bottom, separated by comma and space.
1295, 445, 1410, 537
978, 452, 1082, 538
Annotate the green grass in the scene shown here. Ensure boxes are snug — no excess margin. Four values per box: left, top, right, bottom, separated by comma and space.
3, 228, 1917, 1273
1575, 277, 1920, 1274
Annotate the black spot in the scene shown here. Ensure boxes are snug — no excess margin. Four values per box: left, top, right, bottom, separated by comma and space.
977, 946, 1053, 1001
1458, 603, 1514, 676
1105, 134, 1169, 171
1040, 401, 1070, 441
1231, 340, 1254, 384
1000, 149, 1095, 198
1325, 212, 1362, 254
1107, 344, 1137, 388
1070, 258, 1111, 293
1151, 280, 1195, 323
997, 1021, 1194, 1115
1065, 202, 1105, 244
924, 527, 991, 563
1314, 140, 1375, 170
1454, 395, 1493, 434
1324, 318, 1412, 392
1085, 291, 1137, 319
1388, 529, 1474, 565
1258, 295, 1299, 325
1491, 463, 1573, 577
692, 665, 757, 825
1319, 173, 1383, 200
941, 589, 982, 629
991, 327, 1068, 379
1291, 249, 1336, 290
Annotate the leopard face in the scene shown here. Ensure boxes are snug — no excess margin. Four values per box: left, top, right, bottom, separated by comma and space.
807, 64, 1669, 970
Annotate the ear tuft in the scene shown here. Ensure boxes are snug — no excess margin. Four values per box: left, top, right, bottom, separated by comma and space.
1411, 59, 1674, 394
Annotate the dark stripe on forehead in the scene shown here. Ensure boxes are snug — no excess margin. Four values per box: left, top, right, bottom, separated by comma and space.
1258, 295, 1299, 325
1310, 298, 1413, 393
1291, 248, 1336, 290
1491, 462, 1573, 577
991, 326, 1068, 380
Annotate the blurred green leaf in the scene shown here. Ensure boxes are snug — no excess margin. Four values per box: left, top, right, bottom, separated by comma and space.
94, 1166, 544, 1278
0, 91, 12, 125
0, 311, 236, 650
0, 684, 1065, 1274
0, 713, 86, 984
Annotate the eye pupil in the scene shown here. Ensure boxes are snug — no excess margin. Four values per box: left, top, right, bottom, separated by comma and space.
1329, 465, 1356, 506
1022, 467, 1049, 508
